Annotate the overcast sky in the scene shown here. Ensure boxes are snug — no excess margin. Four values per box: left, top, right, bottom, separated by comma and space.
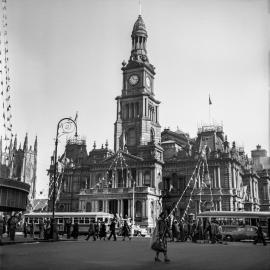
2, 0, 269, 197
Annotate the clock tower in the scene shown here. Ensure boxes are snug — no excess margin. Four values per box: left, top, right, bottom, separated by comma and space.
114, 15, 163, 161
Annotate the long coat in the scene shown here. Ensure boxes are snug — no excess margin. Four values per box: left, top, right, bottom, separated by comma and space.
156, 218, 170, 252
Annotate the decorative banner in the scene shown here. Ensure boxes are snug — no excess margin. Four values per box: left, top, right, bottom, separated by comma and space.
0, 0, 13, 152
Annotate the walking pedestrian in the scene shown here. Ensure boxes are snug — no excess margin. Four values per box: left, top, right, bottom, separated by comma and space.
108, 218, 117, 241
122, 220, 131, 241
23, 221, 28, 238
171, 220, 179, 242
85, 220, 96, 241
254, 222, 267, 246
95, 221, 100, 239
8, 214, 18, 241
65, 218, 72, 239
0, 215, 4, 243
29, 220, 35, 238
210, 220, 218, 244
153, 212, 171, 263
204, 219, 212, 242
44, 218, 51, 240
178, 220, 184, 242
3, 216, 6, 236
39, 219, 44, 239
99, 221, 107, 240
72, 221, 79, 240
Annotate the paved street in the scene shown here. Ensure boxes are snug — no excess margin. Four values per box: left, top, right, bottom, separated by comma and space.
1, 237, 269, 270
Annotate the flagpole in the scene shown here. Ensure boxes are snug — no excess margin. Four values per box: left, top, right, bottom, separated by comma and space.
208, 103, 210, 125
208, 94, 212, 125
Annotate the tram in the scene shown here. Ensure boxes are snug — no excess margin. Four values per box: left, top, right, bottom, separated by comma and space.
197, 211, 270, 235
23, 212, 114, 234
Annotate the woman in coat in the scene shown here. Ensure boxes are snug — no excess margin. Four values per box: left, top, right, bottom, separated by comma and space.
154, 212, 170, 263
122, 220, 131, 241
72, 221, 79, 240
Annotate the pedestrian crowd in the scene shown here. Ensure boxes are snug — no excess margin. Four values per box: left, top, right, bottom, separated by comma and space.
84, 218, 131, 241
168, 218, 223, 244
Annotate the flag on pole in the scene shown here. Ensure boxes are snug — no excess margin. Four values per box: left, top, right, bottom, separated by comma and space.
209, 95, 212, 105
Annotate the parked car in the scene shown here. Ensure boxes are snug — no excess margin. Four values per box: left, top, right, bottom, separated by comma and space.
132, 225, 148, 237
221, 225, 267, 242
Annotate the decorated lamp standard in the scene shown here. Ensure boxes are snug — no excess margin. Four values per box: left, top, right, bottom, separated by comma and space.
52, 117, 78, 223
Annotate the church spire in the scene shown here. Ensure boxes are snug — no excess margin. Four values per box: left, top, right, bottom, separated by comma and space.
34, 136, 37, 153
23, 133, 28, 151
13, 134, 17, 150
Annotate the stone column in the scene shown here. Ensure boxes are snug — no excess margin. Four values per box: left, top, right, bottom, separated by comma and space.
213, 167, 216, 188
128, 200, 131, 217
139, 170, 143, 186
217, 167, 221, 188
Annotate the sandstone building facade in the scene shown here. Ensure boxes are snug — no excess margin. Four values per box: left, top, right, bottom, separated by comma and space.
47, 15, 270, 229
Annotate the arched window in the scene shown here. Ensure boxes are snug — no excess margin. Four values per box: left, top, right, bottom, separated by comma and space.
144, 171, 151, 187
86, 202, 92, 212
131, 103, 134, 119
126, 128, 136, 146
136, 103, 139, 118
98, 200, 103, 212
150, 128, 155, 142
126, 104, 129, 119
135, 201, 142, 219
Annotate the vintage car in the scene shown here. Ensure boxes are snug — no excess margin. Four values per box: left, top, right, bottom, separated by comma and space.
221, 225, 267, 242
117, 224, 148, 237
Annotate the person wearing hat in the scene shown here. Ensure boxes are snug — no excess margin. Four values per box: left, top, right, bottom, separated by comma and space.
107, 218, 117, 241
154, 212, 171, 263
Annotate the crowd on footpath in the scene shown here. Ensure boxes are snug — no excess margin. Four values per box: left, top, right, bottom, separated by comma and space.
0, 212, 268, 247
168, 217, 267, 245
168, 218, 223, 244
0, 212, 62, 242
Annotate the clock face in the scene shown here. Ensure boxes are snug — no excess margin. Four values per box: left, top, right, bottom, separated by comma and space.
146, 76, 151, 88
128, 74, 139, 86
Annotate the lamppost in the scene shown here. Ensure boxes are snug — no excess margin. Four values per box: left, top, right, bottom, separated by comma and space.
131, 178, 135, 237
52, 117, 77, 239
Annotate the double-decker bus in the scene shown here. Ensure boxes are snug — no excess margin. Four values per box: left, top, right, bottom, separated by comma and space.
23, 212, 114, 234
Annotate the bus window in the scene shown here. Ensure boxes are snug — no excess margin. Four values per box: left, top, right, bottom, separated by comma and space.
25, 217, 28, 223
97, 218, 103, 222
90, 218, 95, 223
79, 217, 84, 224
34, 218, 39, 224
251, 218, 257, 226
29, 218, 33, 224
74, 218, 78, 224
85, 218, 90, 224
58, 218, 64, 224
259, 218, 267, 226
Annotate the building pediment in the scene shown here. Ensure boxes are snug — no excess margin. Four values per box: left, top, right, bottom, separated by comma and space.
102, 150, 144, 165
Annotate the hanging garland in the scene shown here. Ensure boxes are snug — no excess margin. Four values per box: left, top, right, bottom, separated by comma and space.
166, 159, 201, 219
166, 145, 217, 221
0, 0, 13, 152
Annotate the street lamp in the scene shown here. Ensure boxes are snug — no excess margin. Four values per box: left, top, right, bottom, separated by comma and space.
52, 117, 77, 239
131, 178, 135, 237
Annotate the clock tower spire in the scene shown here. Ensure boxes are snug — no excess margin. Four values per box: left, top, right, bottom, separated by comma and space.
114, 15, 162, 163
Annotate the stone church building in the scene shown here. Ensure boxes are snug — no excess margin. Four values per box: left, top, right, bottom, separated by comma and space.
0, 134, 38, 204
48, 15, 270, 229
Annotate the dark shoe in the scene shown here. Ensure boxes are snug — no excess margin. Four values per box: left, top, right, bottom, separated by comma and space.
155, 257, 161, 262
164, 259, 170, 263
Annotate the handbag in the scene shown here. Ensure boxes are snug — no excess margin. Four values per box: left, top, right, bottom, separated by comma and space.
151, 227, 166, 252
151, 237, 166, 252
